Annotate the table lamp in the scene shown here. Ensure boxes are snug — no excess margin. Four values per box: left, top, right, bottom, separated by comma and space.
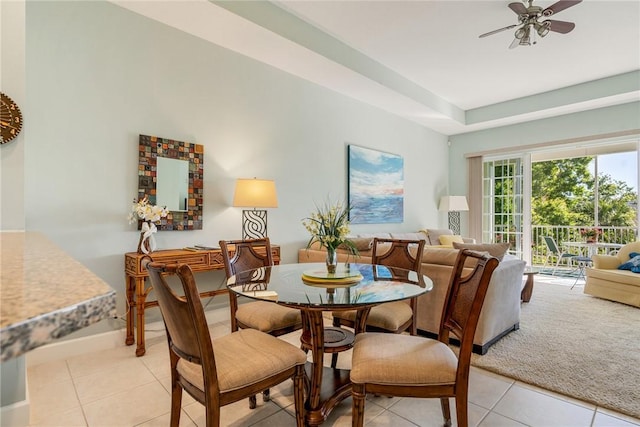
233, 178, 278, 239
439, 196, 469, 235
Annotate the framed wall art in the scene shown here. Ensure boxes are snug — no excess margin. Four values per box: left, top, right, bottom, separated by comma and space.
348, 145, 404, 224
138, 134, 204, 230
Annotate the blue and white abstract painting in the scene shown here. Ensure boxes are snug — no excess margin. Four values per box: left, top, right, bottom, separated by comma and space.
348, 145, 404, 224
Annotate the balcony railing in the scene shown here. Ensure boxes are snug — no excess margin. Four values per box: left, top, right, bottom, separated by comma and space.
531, 225, 638, 267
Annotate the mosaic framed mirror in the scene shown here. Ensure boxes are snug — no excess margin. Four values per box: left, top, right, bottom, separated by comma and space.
137, 134, 204, 230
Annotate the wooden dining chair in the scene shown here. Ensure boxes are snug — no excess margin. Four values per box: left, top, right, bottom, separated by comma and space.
350, 249, 499, 427
143, 258, 306, 427
332, 238, 426, 335
219, 238, 303, 408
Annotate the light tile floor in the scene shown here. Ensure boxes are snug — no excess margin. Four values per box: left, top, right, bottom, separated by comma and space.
27, 278, 640, 427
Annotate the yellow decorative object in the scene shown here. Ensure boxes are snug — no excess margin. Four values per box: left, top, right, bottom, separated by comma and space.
301, 273, 363, 287
439, 234, 464, 247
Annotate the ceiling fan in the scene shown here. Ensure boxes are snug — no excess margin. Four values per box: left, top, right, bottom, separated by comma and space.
479, 0, 582, 49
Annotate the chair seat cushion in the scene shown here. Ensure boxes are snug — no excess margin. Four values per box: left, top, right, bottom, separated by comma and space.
333, 302, 413, 331
177, 328, 307, 393
236, 301, 302, 332
351, 333, 458, 386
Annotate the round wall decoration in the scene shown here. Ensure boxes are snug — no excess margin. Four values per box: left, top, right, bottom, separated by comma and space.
1, 92, 23, 144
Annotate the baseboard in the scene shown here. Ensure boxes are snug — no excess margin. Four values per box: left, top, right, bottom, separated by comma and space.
26, 307, 229, 367
0, 397, 30, 427
26, 328, 126, 367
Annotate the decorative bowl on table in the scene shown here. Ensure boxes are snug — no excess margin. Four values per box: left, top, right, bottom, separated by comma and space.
301, 267, 363, 288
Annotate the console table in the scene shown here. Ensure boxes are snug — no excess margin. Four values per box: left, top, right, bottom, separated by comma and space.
124, 245, 280, 356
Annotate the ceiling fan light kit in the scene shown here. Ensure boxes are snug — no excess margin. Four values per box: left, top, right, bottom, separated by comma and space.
479, 0, 582, 49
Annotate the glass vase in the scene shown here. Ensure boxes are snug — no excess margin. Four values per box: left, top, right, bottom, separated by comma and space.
326, 247, 338, 274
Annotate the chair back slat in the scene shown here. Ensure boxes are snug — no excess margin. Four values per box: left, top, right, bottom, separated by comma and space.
372, 238, 425, 274
220, 238, 273, 278
543, 236, 560, 254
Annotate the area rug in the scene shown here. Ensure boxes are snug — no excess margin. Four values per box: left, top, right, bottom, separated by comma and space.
470, 282, 640, 419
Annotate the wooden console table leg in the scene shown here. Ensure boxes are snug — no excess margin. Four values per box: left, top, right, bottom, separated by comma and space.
125, 276, 135, 346
135, 278, 147, 356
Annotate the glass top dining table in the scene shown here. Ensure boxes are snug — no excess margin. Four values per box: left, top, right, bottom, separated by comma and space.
226, 262, 433, 426
226, 262, 432, 309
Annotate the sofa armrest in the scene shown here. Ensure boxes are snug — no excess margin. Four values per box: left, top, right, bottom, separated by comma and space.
462, 237, 476, 244
592, 254, 621, 269
473, 259, 526, 347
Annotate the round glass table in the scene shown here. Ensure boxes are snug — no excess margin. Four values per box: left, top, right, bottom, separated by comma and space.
227, 262, 432, 426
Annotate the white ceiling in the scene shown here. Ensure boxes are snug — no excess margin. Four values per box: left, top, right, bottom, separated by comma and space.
113, 0, 640, 135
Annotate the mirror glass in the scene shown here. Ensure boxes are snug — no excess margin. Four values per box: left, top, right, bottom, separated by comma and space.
157, 157, 189, 211
138, 134, 204, 230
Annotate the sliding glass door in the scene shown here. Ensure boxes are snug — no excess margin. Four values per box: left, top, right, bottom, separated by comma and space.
482, 141, 638, 265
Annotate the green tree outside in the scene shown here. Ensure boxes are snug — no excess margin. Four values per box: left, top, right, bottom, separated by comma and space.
532, 157, 637, 228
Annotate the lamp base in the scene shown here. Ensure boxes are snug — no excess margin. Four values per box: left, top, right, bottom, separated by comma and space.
448, 211, 461, 235
242, 209, 268, 239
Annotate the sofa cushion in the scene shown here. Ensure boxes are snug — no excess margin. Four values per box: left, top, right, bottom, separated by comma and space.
588, 267, 640, 287
421, 228, 453, 246
421, 247, 459, 266
389, 231, 429, 242
618, 252, 640, 273
421, 247, 481, 269
452, 242, 510, 261
439, 235, 465, 247
353, 233, 392, 239
615, 242, 640, 265
340, 238, 373, 251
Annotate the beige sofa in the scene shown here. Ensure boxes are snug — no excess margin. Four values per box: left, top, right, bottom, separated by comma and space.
297, 230, 526, 354
585, 241, 640, 307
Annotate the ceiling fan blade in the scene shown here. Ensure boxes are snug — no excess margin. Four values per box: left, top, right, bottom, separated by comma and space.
542, 0, 582, 17
545, 19, 576, 34
479, 24, 518, 38
509, 38, 520, 49
508, 2, 527, 15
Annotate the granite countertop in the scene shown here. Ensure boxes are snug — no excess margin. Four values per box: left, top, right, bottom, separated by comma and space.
0, 232, 116, 362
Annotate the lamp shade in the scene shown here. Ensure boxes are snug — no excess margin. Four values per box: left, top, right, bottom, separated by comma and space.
438, 196, 469, 212
232, 178, 278, 208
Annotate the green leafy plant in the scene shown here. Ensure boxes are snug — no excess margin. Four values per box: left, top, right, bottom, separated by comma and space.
302, 199, 358, 256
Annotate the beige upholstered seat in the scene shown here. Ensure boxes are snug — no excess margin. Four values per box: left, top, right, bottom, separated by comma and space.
219, 238, 303, 407
143, 259, 306, 427
234, 301, 301, 333
350, 249, 499, 427
219, 238, 303, 335
333, 238, 425, 335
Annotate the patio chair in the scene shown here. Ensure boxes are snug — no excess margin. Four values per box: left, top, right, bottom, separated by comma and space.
571, 255, 592, 289
543, 236, 577, 275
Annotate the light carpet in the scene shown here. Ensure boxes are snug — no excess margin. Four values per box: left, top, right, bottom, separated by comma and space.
470, 282, 640, 419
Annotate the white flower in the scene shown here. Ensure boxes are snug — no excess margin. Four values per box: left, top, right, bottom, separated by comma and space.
128, 196, 168, 224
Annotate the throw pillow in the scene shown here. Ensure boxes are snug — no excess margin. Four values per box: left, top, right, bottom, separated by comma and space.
439, 234, 465, 247
452, 242, 511, 261
617, 252, 640, 273
422, 228, 453, 246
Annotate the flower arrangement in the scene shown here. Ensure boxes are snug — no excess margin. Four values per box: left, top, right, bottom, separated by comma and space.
302, 199, 358, 273
127, 196, 168, 224
580, 227, 602, 242
128, 196, 168, 254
